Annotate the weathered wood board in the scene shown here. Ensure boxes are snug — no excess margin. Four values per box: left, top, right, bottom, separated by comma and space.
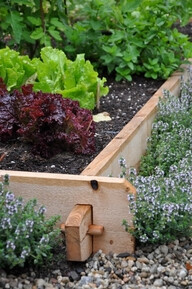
0, 172, 136, 256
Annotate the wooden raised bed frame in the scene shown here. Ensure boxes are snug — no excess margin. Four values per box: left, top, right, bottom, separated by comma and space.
0, 63, 190, 261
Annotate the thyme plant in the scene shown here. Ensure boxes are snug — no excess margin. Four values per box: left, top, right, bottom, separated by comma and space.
121, 74, 192, 244
0, 175, 60, 269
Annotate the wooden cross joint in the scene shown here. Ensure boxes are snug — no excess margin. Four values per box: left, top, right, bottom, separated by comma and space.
60, 204, 104, 261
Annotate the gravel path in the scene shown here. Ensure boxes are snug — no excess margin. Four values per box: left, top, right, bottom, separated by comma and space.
1, 237, 192, 289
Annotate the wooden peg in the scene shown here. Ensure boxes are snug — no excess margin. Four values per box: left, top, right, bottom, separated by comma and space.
87, 224, 104, 236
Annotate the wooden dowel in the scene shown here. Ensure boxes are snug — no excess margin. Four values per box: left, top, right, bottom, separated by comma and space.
60, 223, 104, 236
87, 224, 104, 236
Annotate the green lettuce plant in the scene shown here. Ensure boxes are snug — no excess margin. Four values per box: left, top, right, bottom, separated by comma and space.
0, 174, 61, 269
0, 47, 108, 110
32, 47, 108, 110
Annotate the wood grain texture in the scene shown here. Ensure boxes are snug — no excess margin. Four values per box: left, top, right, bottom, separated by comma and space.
88, 224, 104, 236
0, 172, 136, 256
65, 205, 92, 261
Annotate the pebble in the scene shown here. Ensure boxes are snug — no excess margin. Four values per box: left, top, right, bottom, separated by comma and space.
1, 237, 192, 289
153, 278, 163, 286
179, 268, 187, 279
150, 264, 158, 274
159, 245, 169, 255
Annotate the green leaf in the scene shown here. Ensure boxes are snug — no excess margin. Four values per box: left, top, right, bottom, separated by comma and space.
48, 27, 62, 41
62, 86, 95, 110
6, 67, 22, 90
10, 11, 23, 44
40, 34, 51, 46
122, 0, 143, 12
127, 62, 134, 71
145, 71, 158, 79
0, 7, 8, 19
109, 30, 125, 43
27, 16, 41, 26
11, 0, 34, 6
56, 0, 67, 15
156, 18, 165, 27
30, 27, 44, 40
22, 29, 36, 44
90, 20, 103, 31
50, 17, 66, 30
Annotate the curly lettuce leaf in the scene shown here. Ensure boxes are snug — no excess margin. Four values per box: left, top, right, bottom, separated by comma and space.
0, 47, 36, 91
0, 78, 96, 158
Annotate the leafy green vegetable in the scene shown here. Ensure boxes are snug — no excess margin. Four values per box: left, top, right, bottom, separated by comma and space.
0, 47, 36, 90
33, 47, 108, 110
0, 47, 108, 110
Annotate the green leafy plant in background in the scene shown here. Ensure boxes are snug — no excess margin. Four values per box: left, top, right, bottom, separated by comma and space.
136, 0, 192, 79
0, 174, 61, 269
1, 0, 192, 81
62, 0, 144, 81
120, 74, 192, 244
0, 0, 67, 57
54, 0, 192, 81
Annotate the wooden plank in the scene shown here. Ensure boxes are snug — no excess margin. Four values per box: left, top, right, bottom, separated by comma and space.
0, 171, 136, 255
81, 63, 190, 177
65, 205, 92, 261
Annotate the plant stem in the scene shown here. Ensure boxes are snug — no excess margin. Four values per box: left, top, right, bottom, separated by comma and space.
64, 0, 68, 18
40, 0, 45, 32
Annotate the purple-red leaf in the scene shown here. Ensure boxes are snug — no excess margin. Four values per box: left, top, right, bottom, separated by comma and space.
0, 79, 95, 158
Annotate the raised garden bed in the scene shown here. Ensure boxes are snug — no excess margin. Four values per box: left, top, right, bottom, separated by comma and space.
0, 62, 190, 261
